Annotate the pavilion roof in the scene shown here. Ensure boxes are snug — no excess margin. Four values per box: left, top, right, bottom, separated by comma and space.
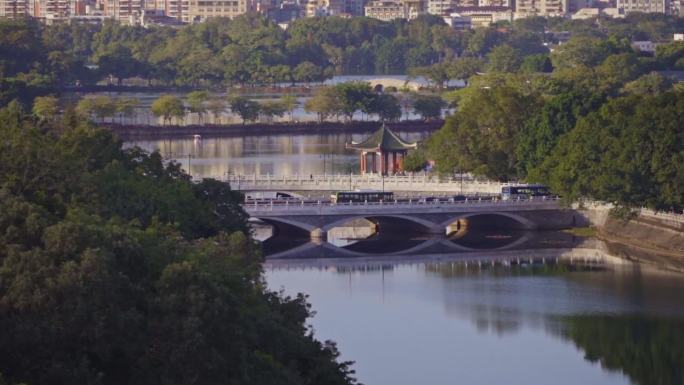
346, 125, 417, 152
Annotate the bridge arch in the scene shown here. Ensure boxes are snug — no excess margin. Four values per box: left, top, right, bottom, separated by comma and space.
439, 211, 538, 231
321, 214, 443, 234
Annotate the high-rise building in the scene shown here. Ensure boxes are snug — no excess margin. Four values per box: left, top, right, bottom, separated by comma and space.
164, 0, 189, 21
103, 0, 143, 21
364, 0, 423, 18
616, 0, 669, 13
29, 0, 71, 20
188, 0, 251, 20
1, 0, 29, 18
515, 0, 567, 17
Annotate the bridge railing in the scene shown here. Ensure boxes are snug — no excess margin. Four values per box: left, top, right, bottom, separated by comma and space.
224, 173, 503, 192
244, 196, 560, 212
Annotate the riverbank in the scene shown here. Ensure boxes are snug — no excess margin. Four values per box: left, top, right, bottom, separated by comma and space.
105, 120, 444, 141
580, 205, 684, 273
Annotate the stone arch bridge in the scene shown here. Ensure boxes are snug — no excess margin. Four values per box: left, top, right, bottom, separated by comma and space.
246, 198, 586, 258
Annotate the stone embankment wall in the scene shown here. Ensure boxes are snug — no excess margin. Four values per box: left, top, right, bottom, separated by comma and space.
579, 204, 684, 272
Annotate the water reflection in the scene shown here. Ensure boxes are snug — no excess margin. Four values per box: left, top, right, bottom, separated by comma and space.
126, 132, 430, 178
267, 259, 684, 385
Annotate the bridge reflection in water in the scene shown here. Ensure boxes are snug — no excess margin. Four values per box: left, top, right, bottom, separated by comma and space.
253, 215, 598, 260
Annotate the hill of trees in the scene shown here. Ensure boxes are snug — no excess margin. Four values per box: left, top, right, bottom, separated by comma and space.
0, 103, 358, 385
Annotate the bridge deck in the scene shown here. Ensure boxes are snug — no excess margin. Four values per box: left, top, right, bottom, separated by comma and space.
226, 173, 503, 193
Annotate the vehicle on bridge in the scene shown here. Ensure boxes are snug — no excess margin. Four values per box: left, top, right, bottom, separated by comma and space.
331, 190, 394, 203
501, 184, 551, 200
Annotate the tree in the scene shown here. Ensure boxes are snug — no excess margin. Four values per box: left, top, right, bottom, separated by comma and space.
447, 57, 484, 86
403, 147, 428, 172
259, 100, 286, 123
516, 90, 604, 176
535, 92, 683, 211
229, 96, 260, 124
76, 95, 117, 123
280, 94, 298, 122
32, 95, 59, 122
207, 97, 226, 124
151, 94, 185, 125
0, 106, 359, 385
368, 94, 402, 122
304, 86, 342, 123
520, 54, 553, 73
409, 62, 450, 89
187, 91, 209, 123
293, 61, 324, 85
486, 45, 522, 73
413, 94, 446, 121
428, 87, 539, 180
334, 81, 374, 122
115, 97, 139, 124
621, 72, 674, 95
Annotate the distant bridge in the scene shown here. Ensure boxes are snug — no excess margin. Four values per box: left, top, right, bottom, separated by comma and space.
245, 197, 586, 258
226, 173, 503, 194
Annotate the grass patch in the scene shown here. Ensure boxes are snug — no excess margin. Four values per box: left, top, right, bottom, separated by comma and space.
563, 227, 597, 237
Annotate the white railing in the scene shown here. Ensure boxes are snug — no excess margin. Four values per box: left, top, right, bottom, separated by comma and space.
224, 173, 503, 193
639, 208, 684, 224
244, 196, 560, 213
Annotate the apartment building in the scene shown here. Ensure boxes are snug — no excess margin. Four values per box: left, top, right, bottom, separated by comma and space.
304, 0, 344, 16
515, 0, 567, 17
364, 0, 404, 19
1, 0, 29, 18
616, 0, 669, 13
103, 0, 143, 20
188, 0, 251, 20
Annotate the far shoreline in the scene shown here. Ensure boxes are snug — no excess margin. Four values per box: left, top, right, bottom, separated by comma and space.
103, 120, 444, 141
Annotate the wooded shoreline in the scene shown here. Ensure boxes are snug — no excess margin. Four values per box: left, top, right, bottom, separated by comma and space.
104, 120, 444, 141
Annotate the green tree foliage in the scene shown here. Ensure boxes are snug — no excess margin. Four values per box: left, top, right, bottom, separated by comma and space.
403, 147, 428, 172
304, 86, 342, 122
334, 81, 375, 122
32, 95, 59, 122
516, 90, 604, 175
429, 87, 539, 180
520, 54, 553, 73
413, 94, 446, 121
551, 36, 630, 70
259, 100, 287, 122
621, 72, 674, 95
534, 92, 684, 211
77, 95, 118, 123
0, 106, 358, 385
280, 94, 298, 122
186, 91, 209, 123
229, 96, 260, 124
151, 94, 185, 125
369, 93, 402, 122
486, 44, 522, 73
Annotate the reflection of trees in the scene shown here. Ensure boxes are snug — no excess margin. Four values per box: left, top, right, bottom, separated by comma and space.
559, 315, 684, 385
425, 261, 604, 278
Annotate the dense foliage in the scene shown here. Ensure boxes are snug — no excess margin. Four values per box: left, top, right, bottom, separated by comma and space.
2, 13, 683, 97
0, 103, 357, 385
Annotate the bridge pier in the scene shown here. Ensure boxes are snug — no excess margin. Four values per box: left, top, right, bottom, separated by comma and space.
310, 228, 327, 243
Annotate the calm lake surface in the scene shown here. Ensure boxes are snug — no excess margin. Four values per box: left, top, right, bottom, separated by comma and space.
266, 260, 684, 385
126, 132, 431, 178
128, 134, 684, 385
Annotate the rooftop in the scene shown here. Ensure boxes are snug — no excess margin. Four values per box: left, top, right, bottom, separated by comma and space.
346, 124, 418, 152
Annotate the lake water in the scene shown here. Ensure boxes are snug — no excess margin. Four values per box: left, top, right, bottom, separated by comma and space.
266, 260, 684, 385
126, 132, 431, 178
127, 133, 684, 385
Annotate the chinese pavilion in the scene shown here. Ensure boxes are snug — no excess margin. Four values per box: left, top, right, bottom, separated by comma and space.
346, 125, 418, 175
